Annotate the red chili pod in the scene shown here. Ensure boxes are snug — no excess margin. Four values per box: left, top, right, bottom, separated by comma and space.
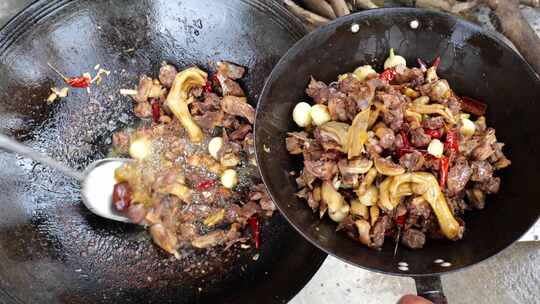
150, 99, 160, 123
113, 182, 133, 212
248, 216, 260, 249
438, 157, 449, 189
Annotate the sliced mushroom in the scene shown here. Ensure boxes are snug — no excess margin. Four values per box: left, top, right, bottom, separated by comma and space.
374, 156, 406, 176
408, 103, 456, 124
165, 67, 207, 142
347, 107, 370, 159
319, 121, 350, 152
370, 205, 379, 226
321, 181, 349, 222
150, 224, 179, 257
355, 219, 371, 246
350, 199, 369, 219
356, 167, 377, 196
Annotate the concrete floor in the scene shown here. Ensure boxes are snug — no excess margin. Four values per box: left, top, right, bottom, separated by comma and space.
1, 1, 539, 303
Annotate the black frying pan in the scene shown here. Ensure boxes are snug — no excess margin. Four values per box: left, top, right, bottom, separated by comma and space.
0, 0, 327, 303
255, 8, 540, 303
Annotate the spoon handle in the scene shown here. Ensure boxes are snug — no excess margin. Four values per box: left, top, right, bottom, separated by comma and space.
0, 133, 84, 181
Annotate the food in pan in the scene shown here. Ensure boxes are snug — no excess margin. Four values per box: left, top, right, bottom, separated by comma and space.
111, 61, 275, 257
286, 49, 510, 250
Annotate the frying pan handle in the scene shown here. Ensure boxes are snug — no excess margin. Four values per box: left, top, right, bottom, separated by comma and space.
413, 276, 448, 304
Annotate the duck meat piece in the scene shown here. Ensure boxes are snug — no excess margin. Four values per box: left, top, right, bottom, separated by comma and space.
216, 74, 245, 97
399, 150, 425, 172
472, 129, 497, 161
304, 159, 338, 181
401, 228, 426, 249
370, 215, 391, 249
223, 114, 241, 129
447, 157, 472, 196
217, 61, 246, 80
466, 187, 486, 210
191, 92, 222, 114
306, 77, 332, 104
302, 141, 324, 161
394, 66, 425, 86
193, 111, 224, 130
159, 64, 178, 88
286, 132, 309, 155
422, 116, 445, 130
479, 177, 500, 194
238, 201, 261, 223
328, 92, 355, 121
296, 169, 316, 189
409, 128, 431, 147
339, 74, 375, 111
230, 124, 252, 141
470, 161, 494, 182
221, 96, 255, 123
446, 197, 468, 216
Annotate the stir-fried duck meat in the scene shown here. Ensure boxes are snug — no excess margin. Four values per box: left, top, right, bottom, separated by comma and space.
286, 50, 510, 250
111, 62, 274, 256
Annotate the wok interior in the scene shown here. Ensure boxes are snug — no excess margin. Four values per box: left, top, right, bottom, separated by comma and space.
255, 9, 540, 275
0, 0, 326, 303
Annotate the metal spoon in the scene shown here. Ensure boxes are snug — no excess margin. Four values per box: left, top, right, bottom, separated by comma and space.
0, 133, 132, 223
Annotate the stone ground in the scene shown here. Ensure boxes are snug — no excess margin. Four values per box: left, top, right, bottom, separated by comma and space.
1, 1, 539, 303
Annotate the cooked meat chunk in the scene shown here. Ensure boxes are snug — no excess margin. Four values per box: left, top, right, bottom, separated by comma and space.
447, 157, 472, 195
191, 93, 221, 114
243, 133, 255, 156
422, 116, 445, 130
339, 74, 375, 110
193, 111, 223, 130
370, 215, 390, 249
470, 161, 493, 182
217, 61, 245, 80
409, 128, 431, 147
133, 75, 154, 103
395, 66, 425, 86
286, 135, 304, 154
328, 92, 355, 121
159, 64, 178, 88
401, 228, 426, 249
466, 188, 486, 209
222, 114, 241, 129
399, 151, 425, 171
230, 124, 252, 141
479, 177, 500, 194
472, 128, 497, 161
304, 160, 338, 181
221, 96, 255, 123
216, 74, 245, 97
306, 77, 332, 104
447, 197, 467, 215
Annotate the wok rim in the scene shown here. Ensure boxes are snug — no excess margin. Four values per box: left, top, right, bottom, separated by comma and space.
254, 7, 540, 277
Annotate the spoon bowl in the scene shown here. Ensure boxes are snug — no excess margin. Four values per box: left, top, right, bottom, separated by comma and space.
0, 133, 132, 223
81, 158, 133, 223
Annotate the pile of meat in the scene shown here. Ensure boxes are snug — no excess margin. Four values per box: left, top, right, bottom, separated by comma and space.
111, 61, 275, 257
286, 55, 510, 250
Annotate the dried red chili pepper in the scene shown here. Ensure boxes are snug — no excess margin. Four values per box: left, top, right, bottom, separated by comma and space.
113, 182, 132, 212
397, 130, 412, 157
203, 80, 213, 93
439, 157, 449, 189
396, 215, 406, 226
379, 69, 397, 82
432, 56, 441, 69
424, 128, 442, 139
196, 179, 217, 191
150, 99, 160, 123
460, 96, 487, 116
48, 63, 92, 88
67, 75, 92, 88
445, 130, 459, 153
248, 216, 260, 249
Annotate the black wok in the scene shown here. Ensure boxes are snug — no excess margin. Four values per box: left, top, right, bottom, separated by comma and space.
255, 8, 540, 303
0, 0, 327, 303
